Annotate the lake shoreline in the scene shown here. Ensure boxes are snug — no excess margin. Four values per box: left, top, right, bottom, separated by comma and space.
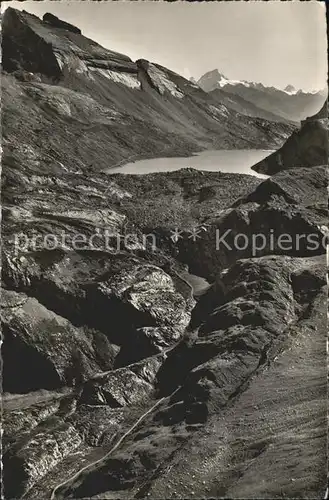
104, 149, 273, 179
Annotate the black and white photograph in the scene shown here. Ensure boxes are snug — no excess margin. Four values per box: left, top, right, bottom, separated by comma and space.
1, 0, 328, 498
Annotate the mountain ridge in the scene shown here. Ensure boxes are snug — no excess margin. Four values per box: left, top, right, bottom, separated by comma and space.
197, 68, 325, 97
197, 68, 327, 123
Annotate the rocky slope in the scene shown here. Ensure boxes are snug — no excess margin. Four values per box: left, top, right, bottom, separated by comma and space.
3, 251, 325, 499
207, 87, 289, 124
1, 7, 327, 500
2, 7, 294, 180
252, 100, 328, 175
198, 69, 327, 124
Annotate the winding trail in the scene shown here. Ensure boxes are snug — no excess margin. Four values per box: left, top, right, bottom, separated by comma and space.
48, 334, 190, 500
48, 305, 190, 500
49, 396, 166, 499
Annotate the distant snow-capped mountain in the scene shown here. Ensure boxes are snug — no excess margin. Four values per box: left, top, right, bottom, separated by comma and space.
284, 84, 297, 95
197, 69, 257, 92
197, 69, 327, 123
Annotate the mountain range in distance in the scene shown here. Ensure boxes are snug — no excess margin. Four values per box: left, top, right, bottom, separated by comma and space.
195, 69, 327, 124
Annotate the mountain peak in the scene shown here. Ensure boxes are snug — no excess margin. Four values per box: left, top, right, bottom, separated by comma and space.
283, 84, 298, 95
197, 69, 237, 92
201, 69, 228, 81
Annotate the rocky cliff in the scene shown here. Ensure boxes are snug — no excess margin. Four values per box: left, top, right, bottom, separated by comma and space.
1, 7, 327, 500
252, 100, 328, 175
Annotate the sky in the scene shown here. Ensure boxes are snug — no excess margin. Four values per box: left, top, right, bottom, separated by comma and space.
2, 0, 327, 91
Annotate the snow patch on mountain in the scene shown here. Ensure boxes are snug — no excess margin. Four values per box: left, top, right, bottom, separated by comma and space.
216, 75, 250, 88
89, 67, 140, 89
197, 69, 256, 91
283, 84, 297, 95
197, 69, 324, 97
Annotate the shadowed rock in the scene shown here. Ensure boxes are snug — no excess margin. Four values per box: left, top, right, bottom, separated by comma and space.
252, 100, 328, 175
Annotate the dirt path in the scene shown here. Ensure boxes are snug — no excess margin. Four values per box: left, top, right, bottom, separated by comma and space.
49, 381, 184, 500
49, 396, 165, 499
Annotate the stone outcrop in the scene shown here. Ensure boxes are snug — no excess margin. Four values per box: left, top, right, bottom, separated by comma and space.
172, 165, 327, 280
2, 250, 190, 364
3, 159, 326, 498
1, 289, 119, 392
252, 101, 328, 175
43, 13, 82, 34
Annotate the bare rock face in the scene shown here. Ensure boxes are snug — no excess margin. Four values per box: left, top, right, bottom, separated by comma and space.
1, 289, 119, 393
3, 233, 327, 499
145, 286, 327, 500
252, 101, 328, 175
5, 419, 83, 499
80, 356, 163, 407
2, 8, 134, 79
2, 250, 190, 334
